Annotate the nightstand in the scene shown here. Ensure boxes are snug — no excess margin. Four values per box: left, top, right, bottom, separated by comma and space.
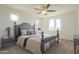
74, 34, 79, 53
1, 37, 15, 47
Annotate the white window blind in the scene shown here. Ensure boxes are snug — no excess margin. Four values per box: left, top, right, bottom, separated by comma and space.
10, 14, 19, 22
49, 19, 61, 30
56, 19, 61, 30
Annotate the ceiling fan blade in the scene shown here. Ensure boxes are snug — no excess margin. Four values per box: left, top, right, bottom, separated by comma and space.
47, 10, 56, 12
46, 4, 50, 9
37, 12, 41, 14
34, 8, 41, 10
41, 4, 45, 10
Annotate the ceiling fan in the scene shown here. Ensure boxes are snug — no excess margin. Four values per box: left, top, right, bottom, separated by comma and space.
34, 4, 56, 15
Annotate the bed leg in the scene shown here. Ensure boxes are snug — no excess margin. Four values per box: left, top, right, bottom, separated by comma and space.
57, 29, 59, 43
57, 40, 59, 43
41, 40, 45, 54
42, 51, 47, 54
41, 31, 46, 54
57, 37, 59, 43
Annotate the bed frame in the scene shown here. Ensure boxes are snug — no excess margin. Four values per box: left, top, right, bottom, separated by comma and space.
41, 30, 59, 53
15, 23, 59, 54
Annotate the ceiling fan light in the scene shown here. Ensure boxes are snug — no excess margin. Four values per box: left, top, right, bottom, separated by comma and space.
41, 10, 47, 14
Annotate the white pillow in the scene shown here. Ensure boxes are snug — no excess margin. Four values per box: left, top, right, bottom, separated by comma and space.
21, 30, 27, 36
36, 30, 41, 34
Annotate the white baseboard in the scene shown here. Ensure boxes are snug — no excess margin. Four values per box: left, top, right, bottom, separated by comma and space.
59, 37, 73, 41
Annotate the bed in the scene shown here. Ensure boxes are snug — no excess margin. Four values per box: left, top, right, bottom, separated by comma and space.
15, 23, 59, 54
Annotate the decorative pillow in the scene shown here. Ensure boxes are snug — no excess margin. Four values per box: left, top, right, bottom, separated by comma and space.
32, 30, 36, 35
21, 30, 27, 36
27, 30, 32, 35
27, 30, 36, 35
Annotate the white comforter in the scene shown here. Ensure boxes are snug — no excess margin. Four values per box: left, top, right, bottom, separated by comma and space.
16, 34, 56, 53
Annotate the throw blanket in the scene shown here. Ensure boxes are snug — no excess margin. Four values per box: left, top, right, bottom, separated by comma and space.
23, 37, 30, 47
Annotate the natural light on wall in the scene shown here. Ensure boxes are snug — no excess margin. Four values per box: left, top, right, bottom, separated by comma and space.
49, 18, 61, 30
10, 14, 19, 22
36, 20, 39, 25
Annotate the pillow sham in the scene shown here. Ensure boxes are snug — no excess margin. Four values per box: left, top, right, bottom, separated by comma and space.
21, 30, 27, 36
27, 30, 36, 35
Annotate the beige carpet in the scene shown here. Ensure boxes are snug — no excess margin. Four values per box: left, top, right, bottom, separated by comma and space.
0, 39, 77, 54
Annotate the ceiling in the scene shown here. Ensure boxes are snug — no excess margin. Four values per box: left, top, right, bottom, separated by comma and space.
4, 4, 79, 18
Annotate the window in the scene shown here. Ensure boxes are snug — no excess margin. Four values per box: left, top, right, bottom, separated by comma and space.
10, 14, 19, 22
49, 19, 55, 30
56, 19, 61, 30
35, 20, 40, 30
49, 19, 61, 30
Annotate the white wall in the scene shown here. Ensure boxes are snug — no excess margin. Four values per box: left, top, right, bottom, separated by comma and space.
0, 5, 37, 46
40, 11, 78, 40
77, 10, 79, 33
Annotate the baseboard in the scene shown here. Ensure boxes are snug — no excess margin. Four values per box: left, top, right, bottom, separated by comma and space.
59, 38, 73, 41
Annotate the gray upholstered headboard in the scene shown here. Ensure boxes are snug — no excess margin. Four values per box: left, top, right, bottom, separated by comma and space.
17, 23, 35, 30
15, 23, 36, 38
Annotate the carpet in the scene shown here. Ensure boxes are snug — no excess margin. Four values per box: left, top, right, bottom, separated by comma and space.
0, 39, 77, 54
